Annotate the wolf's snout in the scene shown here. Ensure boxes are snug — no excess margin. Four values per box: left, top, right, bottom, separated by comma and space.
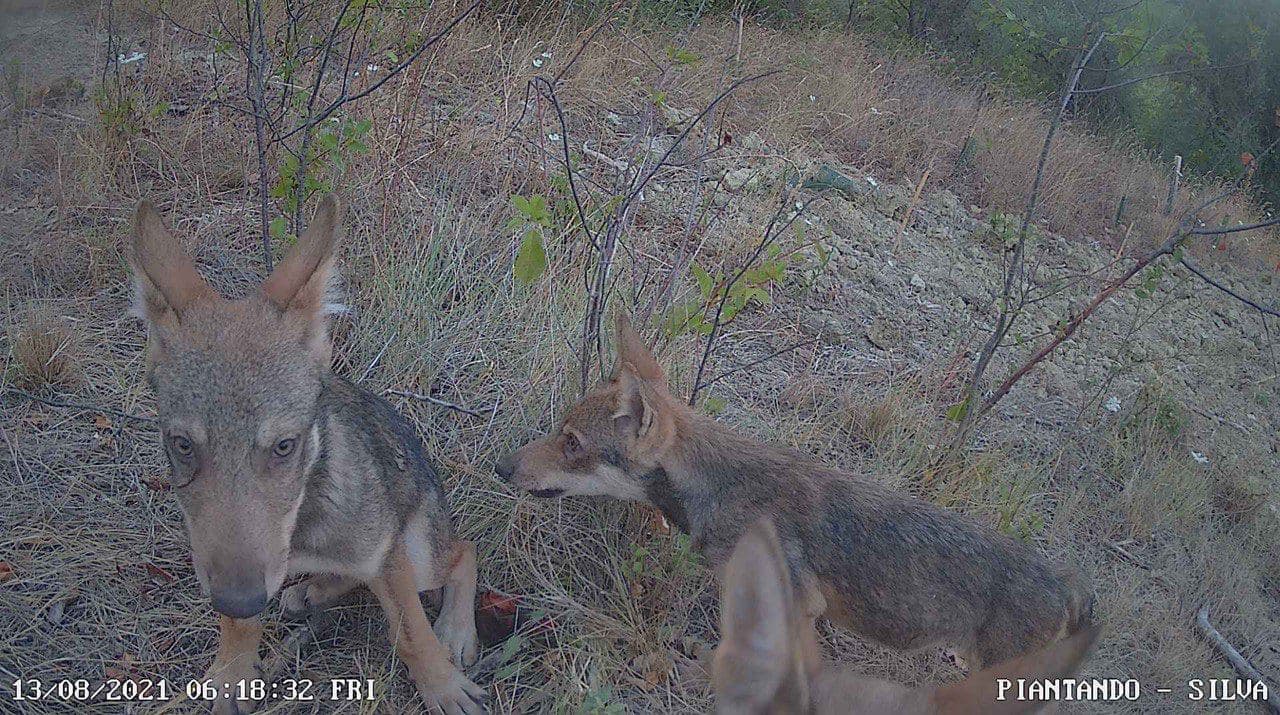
494, 453, 515, 482
210, 584, 268, 619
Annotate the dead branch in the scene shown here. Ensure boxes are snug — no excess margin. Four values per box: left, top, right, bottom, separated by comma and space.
1179, 257, 1280, 319
694, 337, 819, 393
1074, 60, 1253, 94
383, 388, 489, 419
1195, 605, 1280, 714
960, 26, 1106, 432
276, 0, 482, 143
244, 0, 273, 270
6, 387, 155, 425
1191, 216, 1280, 236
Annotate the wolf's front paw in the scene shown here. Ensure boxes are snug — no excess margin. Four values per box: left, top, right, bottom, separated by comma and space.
419, 668, 488, 715
435, 618, 479, 668
202, 656, 264, 714
280, 581, 312, 620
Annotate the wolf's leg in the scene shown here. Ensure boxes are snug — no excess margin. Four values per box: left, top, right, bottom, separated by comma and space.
369, 541, 488, 715
433, 540, 480, 667
281, 574, 360, 618
203, 615, 264, 715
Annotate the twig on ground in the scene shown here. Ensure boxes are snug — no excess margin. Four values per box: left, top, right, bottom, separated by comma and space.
383, 388, 488, 419
1195, 605, 1280, 714
5, 387, 155, 425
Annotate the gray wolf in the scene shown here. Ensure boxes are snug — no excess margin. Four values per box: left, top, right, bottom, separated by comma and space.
129, 195, 485, 714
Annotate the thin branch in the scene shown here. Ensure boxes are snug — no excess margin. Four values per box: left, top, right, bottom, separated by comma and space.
6, 387, 155, 425
383, 388, 488, 419
627, 70, 781, 206
553, 6, 619, 84
1180, 257, 1280, 318
277, 0, 481, 143
1074, 61, 1252, 94
689, 193, 823, 404
1191, 216, 1280, 236
1195, 606, 1280, 714
960, 27, 1106, 432
694, 337, 819, 392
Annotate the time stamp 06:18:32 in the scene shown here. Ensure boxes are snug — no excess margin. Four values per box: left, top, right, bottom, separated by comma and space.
9, 677, 379, 704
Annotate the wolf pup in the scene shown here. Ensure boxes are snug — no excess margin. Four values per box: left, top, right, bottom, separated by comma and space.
496, 315, 1093, 670
713, 518, 1099, 714
129, 196, 485, 715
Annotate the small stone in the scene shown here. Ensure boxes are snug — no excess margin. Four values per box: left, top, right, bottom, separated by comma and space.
723, 167, 757, 192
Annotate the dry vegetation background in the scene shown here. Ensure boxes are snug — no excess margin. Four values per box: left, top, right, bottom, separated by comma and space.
2, 0, 1279, 713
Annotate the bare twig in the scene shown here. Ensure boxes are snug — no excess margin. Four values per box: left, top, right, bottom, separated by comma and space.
5, 387, 155, 425
244, 0, 273, 270
694, 337, 819, 392
960, 27, 1106, 433
276, 0, 482, 143
1191, 216, 1280, 236
1179, 257, 1280, 319
1195, 605, 1280, 714
383, 388, 488, 419
973, 227, 1184, 420
1074, 61, 1253, 94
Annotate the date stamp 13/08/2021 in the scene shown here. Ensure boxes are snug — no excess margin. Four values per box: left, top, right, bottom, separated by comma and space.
8, 677, 379, 706
6, 675, 1275, 709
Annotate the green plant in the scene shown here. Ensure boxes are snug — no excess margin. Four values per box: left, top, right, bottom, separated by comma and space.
269, 117, 371, 242
663, 245, 788, 337
987, 211, 1038, 250
509, 194, 552, 285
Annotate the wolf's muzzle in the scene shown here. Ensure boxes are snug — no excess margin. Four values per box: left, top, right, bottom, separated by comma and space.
494, 454, 515, 482
211, 587, 268, 619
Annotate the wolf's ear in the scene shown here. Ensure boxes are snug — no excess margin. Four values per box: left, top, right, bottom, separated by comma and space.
712, 518, 803, 713
614, 313, 668, 391
260, 194, 343, 358
613, 362, 657, 440
130, 201, 216, 326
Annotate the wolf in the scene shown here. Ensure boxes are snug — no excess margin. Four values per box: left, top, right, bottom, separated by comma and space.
129, 195, 485, 714
712, 517, 1099, 714
496, 314, 1093, 671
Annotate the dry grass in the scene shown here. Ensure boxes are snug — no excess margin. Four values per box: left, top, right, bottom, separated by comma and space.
2, 2, 1279, 714
7, 309, 83, 390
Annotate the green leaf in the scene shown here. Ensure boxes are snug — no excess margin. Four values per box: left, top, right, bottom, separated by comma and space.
514, 230, 547, 285
691, 264, 713, 298
703, 395, 727, 414
499, 634, 524, 662
945, 397, 970, 422
665, 46, 701, 66
269, 216, 289, 240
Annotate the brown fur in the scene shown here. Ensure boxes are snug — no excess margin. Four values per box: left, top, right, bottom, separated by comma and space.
130, 196, 486, 714
497, 315, 1093, 670
713, 518, 1100, 714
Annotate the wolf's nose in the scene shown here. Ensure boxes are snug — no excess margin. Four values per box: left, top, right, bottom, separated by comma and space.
211, 588, 268, 619
494, 454, 514, 482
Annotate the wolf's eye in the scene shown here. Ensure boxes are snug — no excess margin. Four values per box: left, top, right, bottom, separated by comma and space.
169, 435, 194, 459
562, 432, 582, 458
273, 438, 297, 458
